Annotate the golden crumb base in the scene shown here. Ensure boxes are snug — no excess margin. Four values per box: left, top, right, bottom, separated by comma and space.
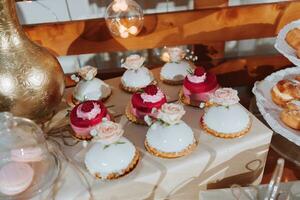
125, 103, 147, 125
144, 140, 198, 159
66, 91, 112, 107
92, 150, 140, 180
120, 80, 157, 93
200, 117, 252, 139
280, 109, 300, 130
179, 89, 203, 108
160, 76, 183, 85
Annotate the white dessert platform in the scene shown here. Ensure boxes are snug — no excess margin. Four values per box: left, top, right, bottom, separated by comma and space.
33, 68, 273, 200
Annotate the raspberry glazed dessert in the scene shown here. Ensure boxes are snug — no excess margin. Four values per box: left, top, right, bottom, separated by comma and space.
180, 67, 219, 107
125, 85, 167, 125
70, 100, 111, 140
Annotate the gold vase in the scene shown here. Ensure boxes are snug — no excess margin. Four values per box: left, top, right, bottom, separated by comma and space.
0, 0, 65, 122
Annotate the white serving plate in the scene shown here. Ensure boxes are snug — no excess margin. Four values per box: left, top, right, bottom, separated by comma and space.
252, 66, 300, 146
275, 19, 300, 66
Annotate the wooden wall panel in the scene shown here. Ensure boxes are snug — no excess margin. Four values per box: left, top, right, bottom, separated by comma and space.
24, 1, 300, 56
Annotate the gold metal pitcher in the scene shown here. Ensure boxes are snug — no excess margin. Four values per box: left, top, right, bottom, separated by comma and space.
0, 0, 65, 121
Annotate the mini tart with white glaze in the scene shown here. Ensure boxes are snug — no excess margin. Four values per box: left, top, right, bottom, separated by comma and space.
85, 121, 139, 180
271, 78, 300, 107
145, 103, 197, 158
160, 47, 193, 85
71, 66, 112, 105
201, 88, 251, 138
120, 54, 155, 93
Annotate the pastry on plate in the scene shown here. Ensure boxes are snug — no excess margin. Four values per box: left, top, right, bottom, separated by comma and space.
85, 120, 139, 180
285, 28, 300, 52
70, 100, 111, 140
280, 100, 300, 130
280, 109, 300, 130
201, 88, 251, 138
160, 47, 193, 85
180, 67, 219, 107
125, 85, 167, 125
70, 66, 112, 105
145, 103, 197, 159
271, 79, 300, 107
120, 54, 155, 93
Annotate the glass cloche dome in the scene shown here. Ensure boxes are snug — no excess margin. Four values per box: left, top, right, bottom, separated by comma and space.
0, 112, 60, 199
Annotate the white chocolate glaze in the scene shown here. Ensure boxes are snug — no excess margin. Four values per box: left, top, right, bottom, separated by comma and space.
146, 121, 195, 153
85, 137, 136, 179
203, 104, 250, 134
121, 67, 153, 88
160, 61, 191, 81
73, 78, 111, 102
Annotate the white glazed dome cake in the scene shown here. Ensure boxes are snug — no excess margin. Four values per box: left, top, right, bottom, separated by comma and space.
144, 103, 197, 158
160, 47, 192, 85
84, 120, 139, 179
72, 66, 111, 103
120, 54, 154, 92
201, 88, 251, 138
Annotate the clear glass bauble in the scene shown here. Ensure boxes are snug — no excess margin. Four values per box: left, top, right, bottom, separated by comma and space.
0, 112, 60, 199
105, 0, 144, 38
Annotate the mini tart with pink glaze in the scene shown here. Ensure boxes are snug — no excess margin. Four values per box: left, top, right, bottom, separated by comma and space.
125, 85, 167, 125
200, 88, 251, 138
70, 100, 111, 140
180, 67, 219, 107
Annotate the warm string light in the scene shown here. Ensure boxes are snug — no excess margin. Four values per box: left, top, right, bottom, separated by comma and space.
105, 0, 144, 39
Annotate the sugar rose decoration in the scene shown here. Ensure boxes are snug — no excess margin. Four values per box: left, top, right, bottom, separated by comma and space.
157, 103, 185, 125
121, 54, 145, 70
78, 66, 97, 81
168, 47, 185, 63
91, 120, 124, 145
210, 88, 240, 106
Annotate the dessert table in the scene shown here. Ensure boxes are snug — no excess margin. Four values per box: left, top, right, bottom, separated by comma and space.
33, 68, 273, 200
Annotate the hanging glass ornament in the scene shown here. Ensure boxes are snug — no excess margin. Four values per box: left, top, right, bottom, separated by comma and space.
105, 0, 144, 38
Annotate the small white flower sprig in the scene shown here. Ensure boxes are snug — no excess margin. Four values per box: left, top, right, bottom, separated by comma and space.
121, 54, 145, 71
71, 65, 98, 83
184, 49, 198, 62
144, 103, 186, 128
